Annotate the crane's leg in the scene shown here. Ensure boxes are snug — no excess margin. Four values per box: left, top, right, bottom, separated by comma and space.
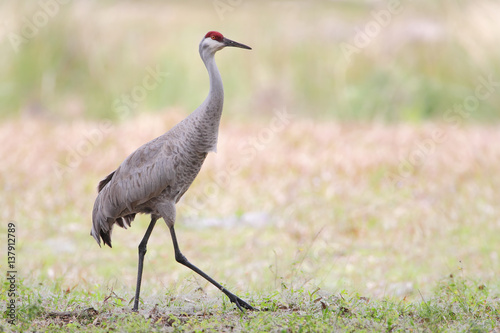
132, 216, 158, 312
168, 225, 255, 312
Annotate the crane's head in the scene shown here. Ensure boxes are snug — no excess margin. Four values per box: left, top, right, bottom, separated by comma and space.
200, 31, 252, 56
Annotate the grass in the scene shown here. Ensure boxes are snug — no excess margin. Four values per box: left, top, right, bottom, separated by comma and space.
1, 275, 499, 331
1, 0, 500, 122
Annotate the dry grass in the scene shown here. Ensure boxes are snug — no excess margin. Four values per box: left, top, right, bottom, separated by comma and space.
1, 114, 500, 305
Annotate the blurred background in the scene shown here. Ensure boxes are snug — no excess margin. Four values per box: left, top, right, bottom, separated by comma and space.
2, 0, 500, 122
1, 0, 500, 303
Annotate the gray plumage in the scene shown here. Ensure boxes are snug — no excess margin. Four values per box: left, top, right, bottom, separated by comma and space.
93, 34, 235, 246
90, 31, 254, 312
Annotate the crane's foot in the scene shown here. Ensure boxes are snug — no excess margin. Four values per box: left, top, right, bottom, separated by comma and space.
131, 296, 140, 312
225, 291, 257, 312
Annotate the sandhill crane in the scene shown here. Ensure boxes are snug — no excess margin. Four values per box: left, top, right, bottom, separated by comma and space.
91, 31, 254, 312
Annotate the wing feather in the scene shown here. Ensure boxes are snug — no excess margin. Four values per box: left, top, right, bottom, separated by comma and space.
91, 135, 179, 246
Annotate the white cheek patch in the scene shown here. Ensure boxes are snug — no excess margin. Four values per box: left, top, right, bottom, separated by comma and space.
202, 38, 224, 50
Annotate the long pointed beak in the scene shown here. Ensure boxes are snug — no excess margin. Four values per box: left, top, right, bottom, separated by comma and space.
223, 37, 252, 50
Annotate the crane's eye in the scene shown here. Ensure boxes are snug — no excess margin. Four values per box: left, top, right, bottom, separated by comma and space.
211, 36, 216, 40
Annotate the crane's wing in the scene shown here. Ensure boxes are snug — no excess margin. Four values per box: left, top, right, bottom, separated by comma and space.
91, 135, 178, 247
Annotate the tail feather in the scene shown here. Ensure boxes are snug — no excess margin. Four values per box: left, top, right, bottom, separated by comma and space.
115, 214, 136, 229
91, 170, 137, 248
100, 229, 113, 248
91, 214, 115, 248
98, 171, 115, 192
92, 171, 117, 248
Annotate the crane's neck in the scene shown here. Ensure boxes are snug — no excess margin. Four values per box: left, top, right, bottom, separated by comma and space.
205, 53, 224, 103
184, 50, 224, 153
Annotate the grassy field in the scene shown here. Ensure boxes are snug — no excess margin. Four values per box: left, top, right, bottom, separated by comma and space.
1, 0, 500, 331
1, 116, 500, 331
3, 274, 500, 331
